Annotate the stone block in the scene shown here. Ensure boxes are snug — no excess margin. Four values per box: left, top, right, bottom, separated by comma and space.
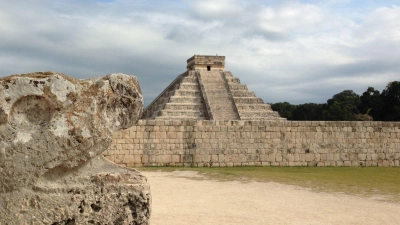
320, 154, 327, 161
167, 132, 177, 139
315, 153, 321, 161
142, 155, 149, 163
382, 160, 391, 167
218, 154, 225, 162
148, 155, 157, 163
268, 153, 276, 162
123, 155, 135, 164
294, 153, 300, 162
307, 162, 317, 166
358, 154, 367, 161
299, 153, 306, 162
260, 154, 269, 162
378, 153, 386, 160
212, 154, 219, 162
134, 155, 142, 164
305, 153, 315, 162
293, 162, 303, 166
339, 153, 349, 161
351, 161, 359, 166
157, 155, 172, 163
336, 161, 344, 166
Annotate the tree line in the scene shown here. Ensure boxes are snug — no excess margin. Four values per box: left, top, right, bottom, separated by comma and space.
270, 81, 400, 121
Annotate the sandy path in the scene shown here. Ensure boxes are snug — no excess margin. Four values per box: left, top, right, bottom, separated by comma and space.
141, 171, 400, 225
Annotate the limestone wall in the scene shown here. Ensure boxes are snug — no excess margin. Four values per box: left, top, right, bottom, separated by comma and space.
104, 120, 400, 167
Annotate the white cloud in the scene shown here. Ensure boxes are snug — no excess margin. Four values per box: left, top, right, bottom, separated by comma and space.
188, 0, 244, 20
0, 0, 399, 106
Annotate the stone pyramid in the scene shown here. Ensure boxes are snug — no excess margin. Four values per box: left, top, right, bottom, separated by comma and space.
142, 55, 285, 121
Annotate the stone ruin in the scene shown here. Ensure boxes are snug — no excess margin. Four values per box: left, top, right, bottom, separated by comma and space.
104, 56, 400, 168
0, 72, 150, 224
142, 55, 285, 121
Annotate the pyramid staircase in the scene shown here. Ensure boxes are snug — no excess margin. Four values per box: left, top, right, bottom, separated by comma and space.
196, 70, 239, 120
141, 71, 209, 120
223, 71, 283, 120
142, 56, 285, 121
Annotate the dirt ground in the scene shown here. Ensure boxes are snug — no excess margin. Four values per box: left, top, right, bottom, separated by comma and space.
141, 170, 400, 225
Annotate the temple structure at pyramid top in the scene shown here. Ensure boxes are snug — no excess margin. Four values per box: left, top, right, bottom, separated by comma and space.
186, 55, 226, 71
142, 55, 285, 121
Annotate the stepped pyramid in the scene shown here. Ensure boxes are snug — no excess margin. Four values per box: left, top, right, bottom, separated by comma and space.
142, 55, 285, 121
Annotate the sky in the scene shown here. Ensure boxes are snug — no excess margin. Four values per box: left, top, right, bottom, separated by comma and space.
1, 0, 399, 107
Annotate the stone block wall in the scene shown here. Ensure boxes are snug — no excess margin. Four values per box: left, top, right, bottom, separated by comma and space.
104, 120, 400, 167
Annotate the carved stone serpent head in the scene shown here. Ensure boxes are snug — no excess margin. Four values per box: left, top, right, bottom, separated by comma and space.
0, 72, 143, 192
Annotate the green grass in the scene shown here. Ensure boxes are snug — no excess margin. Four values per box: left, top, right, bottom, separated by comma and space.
138, 166, 400, 202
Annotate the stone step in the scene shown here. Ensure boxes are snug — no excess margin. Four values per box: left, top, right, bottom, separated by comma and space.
226, 77, 241, 83
201, 76, 225, 80
206, 98, 234, 103
201, 81, 225, 85
169, 96, 204, 104
239, 111, 281, 118
182, 76, 198, 83
158, 110, 206, 117
236, 104, 272, 111
164, 103, 204, 110
224, 71, 234, 77
228, 84, 248, 91
240, 116, 286, 121
179, 83, 200, 90
155, 116, 204, 120
197, 70, 239, 120
240, 115, 286, 120
204, 90, 231, 94
233, 97, 264, 104
174, 90, 201, 97
209, 105, 237, 112
231, 90, 256, 97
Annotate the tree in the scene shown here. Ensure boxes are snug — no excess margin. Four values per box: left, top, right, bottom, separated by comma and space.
292, 103, 325, 120
270, 102, 296, 119
358, 87, 382, 120
380, 81, 400, 121
321, 90, 360, 121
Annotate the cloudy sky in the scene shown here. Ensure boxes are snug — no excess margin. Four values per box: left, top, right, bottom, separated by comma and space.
1, 0, 399, 107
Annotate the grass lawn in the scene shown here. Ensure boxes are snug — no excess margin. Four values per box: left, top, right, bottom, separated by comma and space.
139, 166, 400, 202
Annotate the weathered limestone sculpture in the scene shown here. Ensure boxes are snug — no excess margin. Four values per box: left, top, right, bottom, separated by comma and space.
0, 72, 150, 224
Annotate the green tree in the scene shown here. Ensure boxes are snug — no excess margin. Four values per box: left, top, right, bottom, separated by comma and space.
321, 90, 360, 121
292, 103, 325, 120
380, 81, 400, 121
270, 102, 296, 119
358, 87, 382, 120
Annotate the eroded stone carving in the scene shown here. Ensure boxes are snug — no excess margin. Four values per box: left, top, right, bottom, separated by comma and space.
0, 72, 150, 224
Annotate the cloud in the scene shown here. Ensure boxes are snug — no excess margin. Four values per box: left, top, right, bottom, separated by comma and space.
0, 0, 399, 106
188, 0, 244, 21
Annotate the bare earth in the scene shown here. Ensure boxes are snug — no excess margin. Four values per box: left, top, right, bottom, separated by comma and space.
141, 170, 400, 225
